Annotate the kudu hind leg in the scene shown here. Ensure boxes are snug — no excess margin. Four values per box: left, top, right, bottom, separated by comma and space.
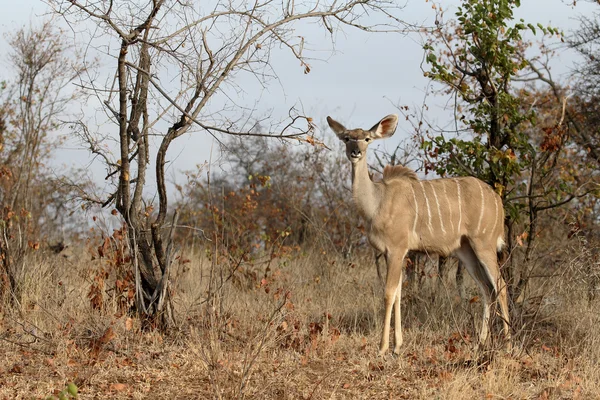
379, 249, 407, 356
472, 244, 511, 342
455, 240, 494, 346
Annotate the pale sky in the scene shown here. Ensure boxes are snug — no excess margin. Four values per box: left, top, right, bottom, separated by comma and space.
0, 0, 596, 204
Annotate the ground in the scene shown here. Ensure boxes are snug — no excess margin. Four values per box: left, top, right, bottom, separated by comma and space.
0, 249, 598, 399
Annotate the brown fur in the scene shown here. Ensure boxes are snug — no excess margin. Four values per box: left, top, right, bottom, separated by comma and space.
382, 165, 418, 183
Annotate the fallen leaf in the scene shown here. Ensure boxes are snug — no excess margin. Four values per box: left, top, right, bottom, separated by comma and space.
541, 344, 552, 352
369, 362, 384, 372
125, 318, 133, 331
99, 327, 116, 344
9, 364, 23, 374
110, 383, 128, 392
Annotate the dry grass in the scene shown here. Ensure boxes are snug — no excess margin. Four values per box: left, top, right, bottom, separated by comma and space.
1, 245, 599, 399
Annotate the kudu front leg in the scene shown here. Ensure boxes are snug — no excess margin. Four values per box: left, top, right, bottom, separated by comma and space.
379, 250, 407, 356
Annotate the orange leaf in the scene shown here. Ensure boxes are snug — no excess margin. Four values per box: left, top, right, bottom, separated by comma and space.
369, 362, 384, 372
541, 344, 552, 352
109, 383, 128, 392
99, 327, 116, 345
9, 364, 23, 374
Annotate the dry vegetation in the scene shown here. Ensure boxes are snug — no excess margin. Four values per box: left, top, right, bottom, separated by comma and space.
2, 2, 600, 399
1, 233, 599, 399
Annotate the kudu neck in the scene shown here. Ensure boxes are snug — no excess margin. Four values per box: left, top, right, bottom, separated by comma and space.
351, 157, 380, 222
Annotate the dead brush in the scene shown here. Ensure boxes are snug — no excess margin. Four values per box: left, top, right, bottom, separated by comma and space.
186, 247, 293, 400
3, 233, 600, 398
498, 230, 599, 359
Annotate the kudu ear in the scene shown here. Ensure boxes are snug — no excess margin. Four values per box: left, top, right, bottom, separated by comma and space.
326, 116, 346, 138
369, 114, 398, 139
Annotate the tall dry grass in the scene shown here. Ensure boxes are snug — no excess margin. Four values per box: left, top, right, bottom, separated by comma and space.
0, 234, 599, 399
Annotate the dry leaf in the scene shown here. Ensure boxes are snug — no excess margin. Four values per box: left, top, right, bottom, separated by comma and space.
109, 383, 128, 392
9, 364, 23, 374
99, 327, 116, 344
541, 344, 552, 352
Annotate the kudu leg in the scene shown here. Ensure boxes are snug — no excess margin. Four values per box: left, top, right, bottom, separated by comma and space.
472, 246, 511, 342
375, 250, 385, 284
455, 240, 493, 346
394, 280, 403, 354
379, 249, 407, 356
456, 260, 466, 300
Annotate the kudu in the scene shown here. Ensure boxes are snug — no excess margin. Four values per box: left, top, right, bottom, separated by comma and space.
327, 114, 510, 355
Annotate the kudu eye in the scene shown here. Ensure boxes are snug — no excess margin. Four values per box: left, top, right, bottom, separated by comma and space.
364, 137, 372, 143
344, 136, 350, 142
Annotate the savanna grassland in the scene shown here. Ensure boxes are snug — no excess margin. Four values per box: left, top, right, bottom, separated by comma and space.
1, 232, 599, 399
2, 1, 600, 399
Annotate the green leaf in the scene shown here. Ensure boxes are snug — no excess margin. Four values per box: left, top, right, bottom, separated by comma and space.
67, 383, 78, 397
537, 23, 547, 34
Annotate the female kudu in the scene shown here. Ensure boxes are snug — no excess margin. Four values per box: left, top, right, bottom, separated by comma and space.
327, 114, 510, 355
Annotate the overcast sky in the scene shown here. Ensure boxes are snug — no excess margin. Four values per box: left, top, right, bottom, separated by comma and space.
0, 0, 597, 201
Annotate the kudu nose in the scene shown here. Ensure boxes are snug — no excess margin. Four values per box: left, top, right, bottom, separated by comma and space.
351, 149, 362, 158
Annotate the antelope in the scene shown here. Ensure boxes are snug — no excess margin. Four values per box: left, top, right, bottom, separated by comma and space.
327, 114, 510, 355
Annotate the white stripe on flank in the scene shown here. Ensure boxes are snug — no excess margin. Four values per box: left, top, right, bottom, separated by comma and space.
419, 181, 433, 233
430, 182, 446, 234
476, 180, 486, 233
454, 179, 462, 235
443, 180, 455, 234
491, 193, 499, 235
409, 183, 419, 238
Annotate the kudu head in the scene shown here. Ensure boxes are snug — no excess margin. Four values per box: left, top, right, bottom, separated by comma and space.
327, 114, 399, 164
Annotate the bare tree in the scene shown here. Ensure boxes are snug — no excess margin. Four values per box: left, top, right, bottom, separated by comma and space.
0, 22, 85, 306
564, 4, 600, 165
49, 0, 415, 329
